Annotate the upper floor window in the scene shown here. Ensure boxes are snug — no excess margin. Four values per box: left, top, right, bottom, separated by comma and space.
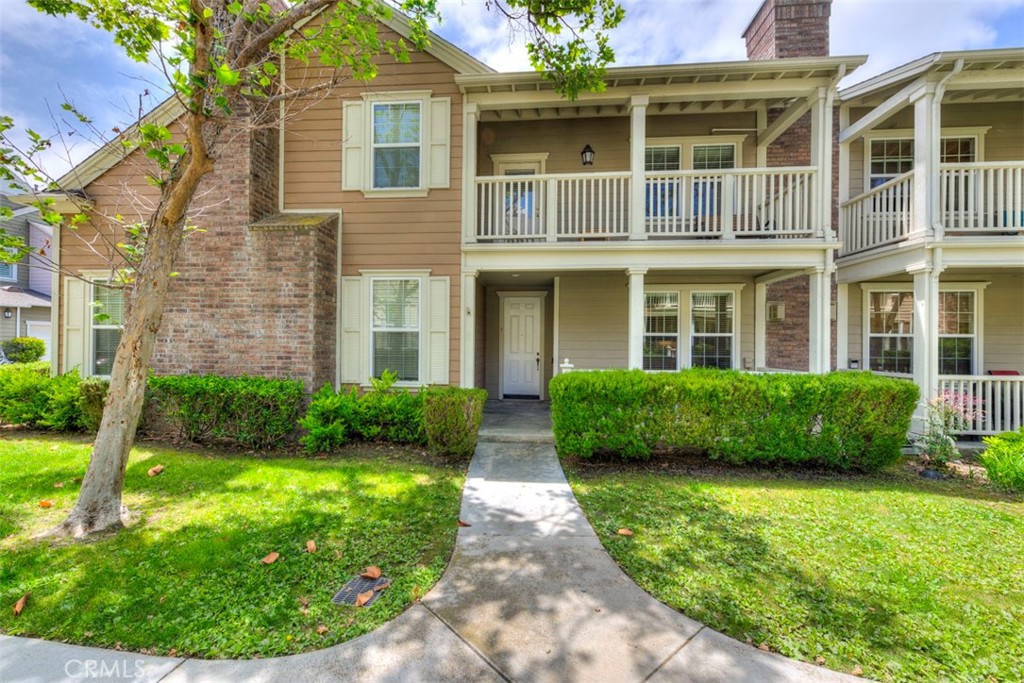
867, 135, 980, 188
372, 102, 421, 190
0, 259, 15, 282
692, 144, 736, 171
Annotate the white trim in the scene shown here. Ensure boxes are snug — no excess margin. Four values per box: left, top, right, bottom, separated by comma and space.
497, 291, 548, 400
490, 152, 549, 175
552, 276, 561, 377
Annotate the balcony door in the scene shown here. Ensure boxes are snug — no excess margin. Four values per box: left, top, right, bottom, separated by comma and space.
494, 155, 546, 239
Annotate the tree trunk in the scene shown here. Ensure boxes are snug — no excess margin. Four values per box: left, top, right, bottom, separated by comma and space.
50, 135, 214, 538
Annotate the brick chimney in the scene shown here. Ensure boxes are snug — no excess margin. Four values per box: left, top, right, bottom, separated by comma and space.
743, 0, 832, 60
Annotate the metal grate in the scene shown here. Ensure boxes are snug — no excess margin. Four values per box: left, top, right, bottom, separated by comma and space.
331, 575, 391, 607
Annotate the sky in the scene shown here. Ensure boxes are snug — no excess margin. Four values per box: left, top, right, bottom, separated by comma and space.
1, 0, 1022, 179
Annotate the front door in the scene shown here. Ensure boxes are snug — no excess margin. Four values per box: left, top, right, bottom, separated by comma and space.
502, 296, 542, 398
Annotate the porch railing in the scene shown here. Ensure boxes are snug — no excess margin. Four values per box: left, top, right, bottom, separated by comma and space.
939, 375, 1024, 436
474, 167, 819, 242
839, 170, 914, 255
940, 162, 1024, 232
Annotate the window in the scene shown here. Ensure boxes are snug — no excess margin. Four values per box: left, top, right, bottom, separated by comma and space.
371, 278, 420, 382
342, 93, 451, 196
938, 291, 975, 375
691, 292, 734, 369
91, 281, 125, 377
372, 102, 421, 189
645, 146, 681, 172
0, 261, 14, 282
692, 144, 736, 171
867, 134, 980, 188
642, 286, 741, 371
645, 146, 682, 220
643, 292, 679, 371
867, 291, 914, 374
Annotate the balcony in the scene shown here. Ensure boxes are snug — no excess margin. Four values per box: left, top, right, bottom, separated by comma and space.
472, 167, 821, 243
839, 161, 1024, 256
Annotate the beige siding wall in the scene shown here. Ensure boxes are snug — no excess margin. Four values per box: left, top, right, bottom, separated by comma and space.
847, 101, 1024, 198
478, 112, 758, 176
283, 26, 463, 385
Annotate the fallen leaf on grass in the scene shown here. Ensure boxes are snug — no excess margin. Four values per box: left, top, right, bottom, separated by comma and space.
38, 500, 53, 509
851, 665, 864, 677
13, 594, 28, 616
372, 580, 391, 593
355, 590, 374, 607
457, 519, 472, 527
814, 655, 826, 666
306, 540, 317, 553
148, 465, 165, 477
360, 566, 381, 579
316, 625, 328, 635
261, 552, 280, 565
616, 528, 633, 536
53, 482, 64, 488
299, 596, 309, 607
758, 643, 771, 652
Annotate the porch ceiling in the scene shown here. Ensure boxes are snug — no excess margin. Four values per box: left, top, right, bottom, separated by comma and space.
476, 98, 790, 122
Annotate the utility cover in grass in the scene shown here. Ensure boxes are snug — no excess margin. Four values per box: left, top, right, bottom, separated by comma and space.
332, 576, 391, 607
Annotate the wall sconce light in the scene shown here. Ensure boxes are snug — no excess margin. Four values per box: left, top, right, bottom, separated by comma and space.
580, 144, 595, 166
849, 359, 860, 370
2, 308, 11, 320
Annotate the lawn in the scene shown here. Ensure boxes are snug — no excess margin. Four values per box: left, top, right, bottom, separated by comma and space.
566, 459, 1024, 683
0, 433, 466, 658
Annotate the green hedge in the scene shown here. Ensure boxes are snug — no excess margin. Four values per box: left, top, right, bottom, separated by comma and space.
549, 369, 918, 471
149, 374, 304, 450
424, 387, 488, 458
1, 337, 46, 363
981, 427, 1024, 492
300, 372, 487, 457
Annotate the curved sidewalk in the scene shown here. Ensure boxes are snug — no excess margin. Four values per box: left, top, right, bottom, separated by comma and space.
0, 403, 862, 682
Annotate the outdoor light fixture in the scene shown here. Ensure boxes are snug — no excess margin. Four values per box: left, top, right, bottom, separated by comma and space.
580, 144, 595, 166
2, 308, 11, 320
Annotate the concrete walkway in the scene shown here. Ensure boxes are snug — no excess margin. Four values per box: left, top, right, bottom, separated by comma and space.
0, 402, 861, 683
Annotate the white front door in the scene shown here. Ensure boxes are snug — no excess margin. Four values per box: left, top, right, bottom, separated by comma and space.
502, 296, 542, 398
25, 321, 52, 362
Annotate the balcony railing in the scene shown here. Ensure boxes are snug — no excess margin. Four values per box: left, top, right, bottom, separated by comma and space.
473, 167, 819, 243
839, 161, 1024, 256
939, 375, 1024, 436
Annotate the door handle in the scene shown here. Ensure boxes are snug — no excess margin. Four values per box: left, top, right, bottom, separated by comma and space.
536, 353, 541, 371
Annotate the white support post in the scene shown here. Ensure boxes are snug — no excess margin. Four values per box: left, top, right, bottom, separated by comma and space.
721, 174, 735, 239
912, 267, 936, 431
754, 282, 767, 371
627, 268, 647, 369
808, 266, 826, 373
462, 103, 479, 244
545, 178, 558, 242
460, 271, 477, 388
809, 88, 826, 237
911, 84, 939, 236
820, 86, 835, 238
836, 282, 849, 370
756, 104, 768, 168
629, 95, 649, 241
553, 276, 561, 374
838, 105, 850, 249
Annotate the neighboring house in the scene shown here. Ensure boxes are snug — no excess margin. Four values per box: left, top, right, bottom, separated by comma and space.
836, 50, 1024, 435
41, 0, 1023, 432
0, 193, 53, 361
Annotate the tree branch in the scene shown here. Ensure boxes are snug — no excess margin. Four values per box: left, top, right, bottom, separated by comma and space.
230, 0, 337, 70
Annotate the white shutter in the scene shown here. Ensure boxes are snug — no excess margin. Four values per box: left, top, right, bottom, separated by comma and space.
63, 278, 87, 374
342, 100, 366, 192
340, 277, 366, 384
427, 98, 451, 189
425, 276, 450, 385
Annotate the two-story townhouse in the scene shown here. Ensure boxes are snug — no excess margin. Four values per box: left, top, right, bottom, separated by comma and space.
0, 190, 53, 359
835, 50, 1024, 435
45, 0, 863, 396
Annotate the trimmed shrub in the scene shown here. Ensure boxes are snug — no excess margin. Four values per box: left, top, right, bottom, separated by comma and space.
79, 379, 109, 432
549, 369, 918, 471
39, 371, 83, 431
981, 427, 1024, 492
149, 374, 304, 450
424, 387, 487, 458
0, 362, 51, 426
299, 384, 359, 453
1, 337, 46, 364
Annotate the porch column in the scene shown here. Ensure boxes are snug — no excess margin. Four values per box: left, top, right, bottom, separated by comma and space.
836, 282, 849, 370
629, 95, 649, 241
808, 87, 828, 237
911, 83, 939, 237
838, 105, 850, 251
627, 268, 647, 369
808, 266, 827, 373
912, 266, 938, 430
462, 102, 479, 244
460, 271, 477, 388
754, 282, 767, 371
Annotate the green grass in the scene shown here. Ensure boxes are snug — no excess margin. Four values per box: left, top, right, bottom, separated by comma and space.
566, 460, 1024, 683
0, 433, 466, 658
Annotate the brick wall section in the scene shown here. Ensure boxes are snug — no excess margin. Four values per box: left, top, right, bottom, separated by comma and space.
149, 121, 338, 391
743, 0, 832, 60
